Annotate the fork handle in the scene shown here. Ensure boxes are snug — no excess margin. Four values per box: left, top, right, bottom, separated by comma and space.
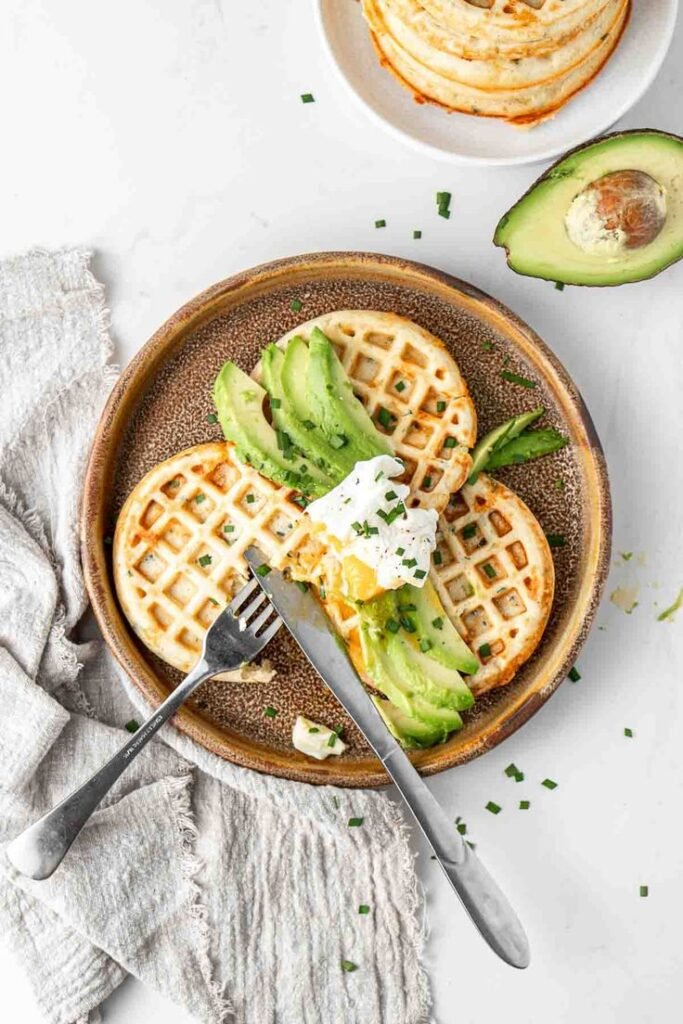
6, 660, 212, 881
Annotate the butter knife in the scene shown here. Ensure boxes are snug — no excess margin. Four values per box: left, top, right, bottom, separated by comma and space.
245, 547, 530, 969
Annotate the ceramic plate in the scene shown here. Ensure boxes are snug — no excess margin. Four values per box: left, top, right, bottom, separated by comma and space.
82, 252, 611, 787
316, 0, 678, 166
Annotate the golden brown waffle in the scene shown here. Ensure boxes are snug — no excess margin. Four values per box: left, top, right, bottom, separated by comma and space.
322, 472, 554, 695
113, 442, 322, 675
430, 472, 554, 693
275, 310, 476, 511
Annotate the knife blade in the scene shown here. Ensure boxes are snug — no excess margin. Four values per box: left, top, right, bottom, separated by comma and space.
244, 547, 530, 969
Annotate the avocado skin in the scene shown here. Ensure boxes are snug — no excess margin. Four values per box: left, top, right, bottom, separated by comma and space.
307, 328, 392, 462
494, 129, 683, 287
212, 361, 333, 497
262, 340, 353, 482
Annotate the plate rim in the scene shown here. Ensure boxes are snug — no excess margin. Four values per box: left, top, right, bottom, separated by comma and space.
82, 250, 612, 787
314, 0, 679, 167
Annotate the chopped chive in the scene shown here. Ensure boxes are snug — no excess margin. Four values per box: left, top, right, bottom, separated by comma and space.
431, 617, 443, 630
624, 727, 633, 738
341, 959, 358, 972
443, 437, 457, 449
436, 191, 452, 218
519, 800, 530, 810
505, 763, 519, 778
327, 732, 337, 747
568, 666, 581, 682
375, 219, 386, 229
295, 581, 309, 593
413, 569, 427, 580
620, 551, 633, 561
501, 370, 537, 389
482, 562, 496, 579
209, 597, 219, 606
657, 588, 683, 622
639, 885, 648, 897
397, 603, 417, 612
348, 817, 364, 827
377, 406, 394, 429
223, 524, 235, 533
290, 298, 303, 312
255, 564, 271, 577
301, 93, 315, 103
395, 547, 405, 556
308, 727, 320, 734
554, 281, 565, 291
433, 550, 442, 565
303, 419, 316, 430
462, 523, 477, 539
125, 719, 140, 733
264, 706, 277, 718
555, 477, 566, 491
481, 341, 494, 352
198, 554, 212, 567
413, 229, 422, 239
374, 470, 385, 482
246, 493, 255, 503
542, 778, 558, 790
386, 618, 400, 634
400, 616, 416, 633
486, 801, 501, 815
195, 492, 206, 503
395, 379, 406, 393
455, 821, 467, 835
329, 434, 348, 449
546, 533, 566, 548
423, 476, 432, 489
206, 412, 218, 424
419, 637, 432, 652
478, 643, 492, 659
358, 904, 370, 915
402, 558, 418, 568
385, 490, 398, 501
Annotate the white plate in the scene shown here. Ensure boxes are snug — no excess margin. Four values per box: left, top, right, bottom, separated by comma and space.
316, 0, 678, 166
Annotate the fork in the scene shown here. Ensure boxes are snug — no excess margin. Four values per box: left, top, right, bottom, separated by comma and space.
6, 578, 282, 881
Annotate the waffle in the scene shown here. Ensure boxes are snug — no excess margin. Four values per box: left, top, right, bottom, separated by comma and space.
274, 311, 476, 511
322, 472, 554, 695
113, 442, 321, 676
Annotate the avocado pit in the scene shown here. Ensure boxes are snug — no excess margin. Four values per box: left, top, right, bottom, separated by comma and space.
565, 170, 667, 258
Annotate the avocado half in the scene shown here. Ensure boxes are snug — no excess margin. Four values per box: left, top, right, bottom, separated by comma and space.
494, 130, 683, 287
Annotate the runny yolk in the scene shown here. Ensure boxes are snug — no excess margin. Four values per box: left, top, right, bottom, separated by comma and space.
341, 555, 383, 602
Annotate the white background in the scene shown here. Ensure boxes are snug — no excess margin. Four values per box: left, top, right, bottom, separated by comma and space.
1, 2, 682, 1022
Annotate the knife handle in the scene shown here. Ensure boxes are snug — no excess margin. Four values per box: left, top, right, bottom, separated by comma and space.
382, 747, 530, 969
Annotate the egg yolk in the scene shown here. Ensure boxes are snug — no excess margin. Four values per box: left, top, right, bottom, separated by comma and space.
341, 555, 384, 603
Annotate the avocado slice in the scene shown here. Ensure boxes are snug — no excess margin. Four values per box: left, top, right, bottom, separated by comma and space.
371, 696, 447, 750
387, 630, 474, 712
213, 361, 333, 497
468, 408, 544, 484
494, 130, 683, 286
307, 328, 391, 461
402, 581, 479, 675
263, 339, 354, 481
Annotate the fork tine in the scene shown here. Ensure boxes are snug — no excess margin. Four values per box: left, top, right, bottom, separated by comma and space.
240, 592, 266, 622
258, 616, 282, 645
251, 605, 277, 634
228, 577, 258, 614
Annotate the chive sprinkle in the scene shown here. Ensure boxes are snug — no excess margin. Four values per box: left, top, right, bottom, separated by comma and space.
519, 800, 530, 810
414, 569, 426, 579
433, 550, 442, 565
301, 93, 315, 103
423, 476, 433, 489
436, 191, 452, 218
402, 558, 417, 568
542, 778, 558, 790
206, 412, 218, 424
348, 817, 364, 827
341, 960, 358, 972
377, 406, 394, 429
568, 666, 581, 682
436, 400, 447, 413
482, 562, 496, 579
255, 564, 271, 577
419, 638, 432, 652
327, 732, 337, 747
125, 719, 140, 733
395, 379, 406, 393
303, 419, 316, 430
431, 617, 443, 630
195, 492, 206, 503
375, 219, 386, 229
505, 763, 519, 777
264, 706, 277, 718
198, 554, 212, 567
246, 493, 255, 503
554, 281, 565, 291
386, 618, 400, 634
486, 801, 501, 815
308, 727, 320, 733
640, 885, 648, 897
223, 524, 235, 533
478, 643, 492, 658
624, 727, 633, 738
481, 341, 494, 352
546, 533, 566, 548
501, 370, 537, 389
413, 229, 422, 239
330, 434, 348, 449
395, 547, 405, 556
295, 581, 309, 593
443, 437, 457, 449
462, 523, 477, 540
385, 490, 398, 501
358, 904, 370, 915
400, 616, 416, 633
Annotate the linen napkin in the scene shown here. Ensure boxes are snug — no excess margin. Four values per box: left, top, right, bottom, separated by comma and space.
0, 249, 432, 1024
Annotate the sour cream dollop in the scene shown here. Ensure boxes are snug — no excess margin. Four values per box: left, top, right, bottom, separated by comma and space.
292, 715, 347, 760
305, 455, 437, 593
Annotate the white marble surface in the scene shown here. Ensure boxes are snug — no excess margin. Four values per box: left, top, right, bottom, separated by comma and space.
1, 2, 682, 1022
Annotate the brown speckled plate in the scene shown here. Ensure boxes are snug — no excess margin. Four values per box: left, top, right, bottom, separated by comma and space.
82, 252, 611, 787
